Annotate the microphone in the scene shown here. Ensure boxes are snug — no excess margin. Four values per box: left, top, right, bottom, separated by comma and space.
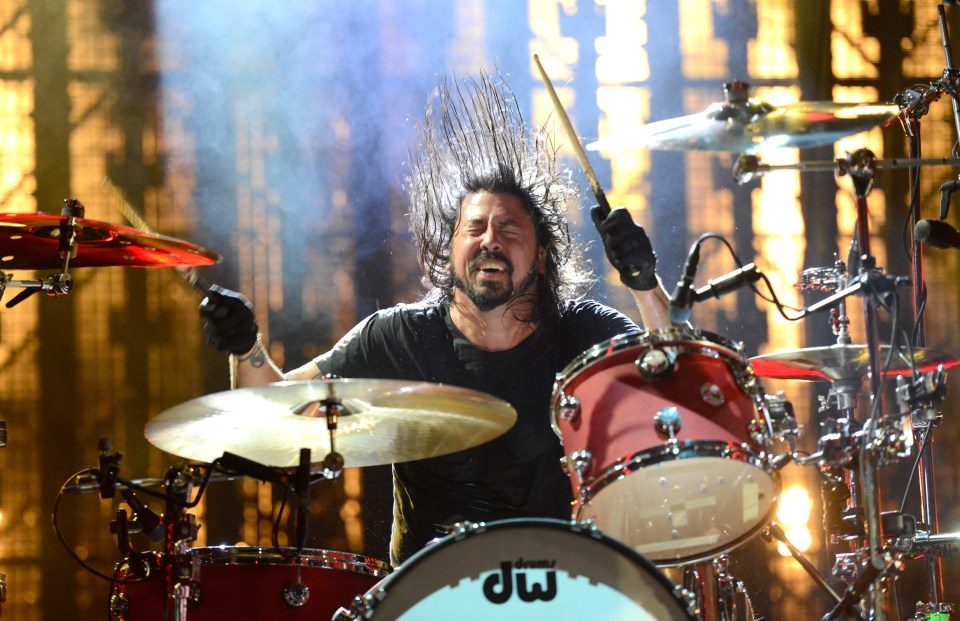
219, 451, 289, 487
119, 489, 165, 542
668, 241, 702, 325
915, 219, 960, 249
692, 263, 762, 302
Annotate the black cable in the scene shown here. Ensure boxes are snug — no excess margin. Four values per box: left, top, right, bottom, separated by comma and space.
53, 470, 147, 583
690, 232, 806, 318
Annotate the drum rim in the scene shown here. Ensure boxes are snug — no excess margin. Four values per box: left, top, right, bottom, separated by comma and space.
557, 327, 749, 381
574, 442, 782, 566
363, 517, 696, 619
187, 546, 392, 577
575, 440, 779, 500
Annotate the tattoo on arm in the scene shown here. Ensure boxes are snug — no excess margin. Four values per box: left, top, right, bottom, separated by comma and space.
238, 346, 266, 368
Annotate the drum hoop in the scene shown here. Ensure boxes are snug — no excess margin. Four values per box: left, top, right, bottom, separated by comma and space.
555, 328, 757, 393
562, 328, 745, 374
576, 440, 780, 503
362, 518, 695, 619
187, 546, 391, 578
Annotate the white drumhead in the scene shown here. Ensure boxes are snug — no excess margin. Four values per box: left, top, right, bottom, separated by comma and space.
579, 454, 779, 565
363, 519, 693, 621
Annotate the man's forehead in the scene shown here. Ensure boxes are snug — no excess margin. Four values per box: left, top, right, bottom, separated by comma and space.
458, 192, 531, 221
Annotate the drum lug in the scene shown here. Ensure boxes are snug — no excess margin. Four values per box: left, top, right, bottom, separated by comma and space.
747, 419, 768, 446
109, 592, 130, 619
333, 591, 381, 620
283, 579, 311, 607
675, 584, 700, 619
699, 382, 725, 407
556, 394, 581, 423
654, 406, 683, 440
563, 450, 592, 488
635, 347, 674, 380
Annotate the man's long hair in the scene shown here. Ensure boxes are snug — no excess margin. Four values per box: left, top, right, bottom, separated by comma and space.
406, 71, 592, 322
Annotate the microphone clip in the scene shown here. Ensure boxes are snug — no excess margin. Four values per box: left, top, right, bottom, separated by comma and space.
96, 437, 122, 500
939, 176, 960, 219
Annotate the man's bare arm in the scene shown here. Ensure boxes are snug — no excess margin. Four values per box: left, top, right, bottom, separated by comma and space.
630, 277, 674, 330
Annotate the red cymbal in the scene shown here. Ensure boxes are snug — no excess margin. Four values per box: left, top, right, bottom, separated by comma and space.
750, 344, 960, 382
0, 213, 220, 269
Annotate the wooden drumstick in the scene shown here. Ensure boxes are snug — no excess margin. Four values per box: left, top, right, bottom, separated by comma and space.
533, 53, 612, 218
100, 176, 211, 293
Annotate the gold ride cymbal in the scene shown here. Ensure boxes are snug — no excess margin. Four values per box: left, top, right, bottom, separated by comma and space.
0, 212, 220, 269
145, 379, 518, 468
587, 81, 898, 154
750, 344, 960, 382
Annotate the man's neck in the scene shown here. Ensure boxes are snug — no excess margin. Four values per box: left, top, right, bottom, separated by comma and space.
448, 293, 539, 352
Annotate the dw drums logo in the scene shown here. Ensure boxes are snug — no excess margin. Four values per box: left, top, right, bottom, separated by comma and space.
482, 560, 558, 604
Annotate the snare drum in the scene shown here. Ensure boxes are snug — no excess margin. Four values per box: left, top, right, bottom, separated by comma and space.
551, 328, 780, 565
337, 519, 695, 620
109, 546, 389, 620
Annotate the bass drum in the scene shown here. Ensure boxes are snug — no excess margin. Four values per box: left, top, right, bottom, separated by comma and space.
336, 519, 695, 621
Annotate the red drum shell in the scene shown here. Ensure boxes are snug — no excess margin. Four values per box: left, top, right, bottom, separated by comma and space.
552, 329, 780, 565
109, 546, 389, 620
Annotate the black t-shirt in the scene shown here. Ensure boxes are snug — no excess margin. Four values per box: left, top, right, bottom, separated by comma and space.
314, 299, 637, 565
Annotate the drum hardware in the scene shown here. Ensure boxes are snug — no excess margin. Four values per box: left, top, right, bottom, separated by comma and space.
765, 391, 802, 447
763, 522, 842, 604
677, 556, 758, 621
654, 406, 683, 440
897, 368, 948, 430
637, 346, 676, 380
732, 152, 960, 186
797, 261, 848, 295
911, 602, 955, 621
559, 449, 592, 490
554, 393, 580, 423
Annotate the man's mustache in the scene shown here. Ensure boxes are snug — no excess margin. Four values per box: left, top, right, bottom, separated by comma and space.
469, 251, 513, 273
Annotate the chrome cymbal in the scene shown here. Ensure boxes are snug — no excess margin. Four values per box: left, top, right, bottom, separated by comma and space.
0, 212, 220, 269
750, 344, 960, 382
145, 379, 517, 468
587, 81, 898, 154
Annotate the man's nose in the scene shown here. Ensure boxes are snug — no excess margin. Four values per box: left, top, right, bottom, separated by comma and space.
479, 227, 502, 251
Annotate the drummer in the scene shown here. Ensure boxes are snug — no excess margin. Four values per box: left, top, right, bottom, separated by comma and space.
200, 71, 673, 567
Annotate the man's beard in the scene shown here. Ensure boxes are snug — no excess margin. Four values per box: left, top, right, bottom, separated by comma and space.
452, 252, 539, 312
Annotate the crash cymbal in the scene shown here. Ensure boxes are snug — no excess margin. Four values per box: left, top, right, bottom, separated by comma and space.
587, 81, 898, 154
750, 344, 960, 382
0, 213, 220, 269
145, 379, 517, 468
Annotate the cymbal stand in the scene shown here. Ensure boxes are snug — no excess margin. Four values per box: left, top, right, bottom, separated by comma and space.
161, 466, 200, 621
841, 149, 891, 621
888, 5, 960, 611
0, 198, 83, 308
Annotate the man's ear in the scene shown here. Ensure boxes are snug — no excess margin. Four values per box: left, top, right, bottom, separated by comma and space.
537, 247, 546, 273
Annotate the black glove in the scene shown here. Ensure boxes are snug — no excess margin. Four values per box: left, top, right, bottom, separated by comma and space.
199, 285, 259, 354
590, 205, 658, 290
